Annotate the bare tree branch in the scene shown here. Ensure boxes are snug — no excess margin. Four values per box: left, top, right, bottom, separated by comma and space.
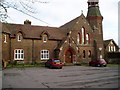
0, 0, 50, 25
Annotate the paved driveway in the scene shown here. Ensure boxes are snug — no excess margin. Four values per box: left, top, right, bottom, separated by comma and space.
2, 65, 119, 88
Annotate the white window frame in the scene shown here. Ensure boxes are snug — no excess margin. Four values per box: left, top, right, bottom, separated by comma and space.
108, 46, 111, 52
114, 46, 116, 52
4, 34, 7, 43
111, 46, 114, 52
43, 35, 47, 43
18, 34, 22, 41
41, 50, 49, 60
14, 49, 24, 60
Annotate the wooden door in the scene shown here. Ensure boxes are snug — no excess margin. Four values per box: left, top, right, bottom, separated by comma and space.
65, 50, 73, 63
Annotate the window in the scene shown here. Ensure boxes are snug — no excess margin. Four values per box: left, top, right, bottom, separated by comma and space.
114, 46, 116, 52
41, 50, 49, 60
111, 46, 113, 52
18, 34, 22, 41
14, 49, 24, 60
43, 35, 47, 43
81, 28, 85, 44
88, 50, 91, 58
86, 34, 89, 44
77, 34, 80, 44
109, 46, 111, 52
100, 55, 102, 59
83, 50, 85, 58
4, 35, 7, 43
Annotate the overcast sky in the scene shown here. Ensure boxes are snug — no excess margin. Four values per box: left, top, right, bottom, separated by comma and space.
6, 0, 119, 45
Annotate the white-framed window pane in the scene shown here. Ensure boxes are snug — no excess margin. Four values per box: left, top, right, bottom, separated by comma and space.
18, 34, 22, 41
82, 28, 85, 44
111, 46, 113, 51
21, 54, 24, 59
109, 46, 111, 52
15, 54, 17, 59
114, 46, 116, 52
4, 34, 7, 43
43, 35, 47, 43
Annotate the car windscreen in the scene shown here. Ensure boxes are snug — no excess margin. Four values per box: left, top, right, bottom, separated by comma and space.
54, 60, 61, 62
100, 59, 105, 61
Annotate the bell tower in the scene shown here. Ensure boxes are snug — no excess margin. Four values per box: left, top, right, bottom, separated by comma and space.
86, 0, 104, 59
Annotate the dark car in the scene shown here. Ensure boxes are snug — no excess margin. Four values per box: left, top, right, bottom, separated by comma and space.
45, 58, 63, 69
89, 59, 107, 67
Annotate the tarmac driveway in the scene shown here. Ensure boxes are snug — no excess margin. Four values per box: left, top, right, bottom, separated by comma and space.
2, 65, 119, 88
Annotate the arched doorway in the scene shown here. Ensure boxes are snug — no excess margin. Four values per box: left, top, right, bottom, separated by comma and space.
64, 48, 76, 63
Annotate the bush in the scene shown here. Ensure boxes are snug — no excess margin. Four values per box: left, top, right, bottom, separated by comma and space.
12, 60, 17, 65
108, 59, 120, 64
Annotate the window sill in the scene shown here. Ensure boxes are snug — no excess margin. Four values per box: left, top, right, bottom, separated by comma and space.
14, 59, 24, 61
4, 42, 7, 43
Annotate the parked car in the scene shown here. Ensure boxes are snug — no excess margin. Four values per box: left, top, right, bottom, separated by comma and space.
45, 58, 63, 69
89, 59, 107, 67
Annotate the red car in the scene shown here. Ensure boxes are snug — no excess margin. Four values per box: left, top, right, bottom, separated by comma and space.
45, 58, 63, 69
89, 59, 107, 67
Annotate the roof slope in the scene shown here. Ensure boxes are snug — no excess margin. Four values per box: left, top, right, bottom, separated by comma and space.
60, 14, 91, 31
104, 39, 119, 48
2, 23, 67, 40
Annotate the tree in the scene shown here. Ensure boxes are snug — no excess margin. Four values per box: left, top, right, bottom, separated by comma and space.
0, 0, 49, 24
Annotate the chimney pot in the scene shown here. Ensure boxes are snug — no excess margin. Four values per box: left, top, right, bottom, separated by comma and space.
24, 20, 31, 25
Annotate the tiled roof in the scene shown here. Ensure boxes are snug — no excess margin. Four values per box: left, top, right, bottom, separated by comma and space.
87, 6, 102, 17
104, 39, 119, 48
2, 23, 67, 40
104, 39, 112, 47
60, 14, 91, 31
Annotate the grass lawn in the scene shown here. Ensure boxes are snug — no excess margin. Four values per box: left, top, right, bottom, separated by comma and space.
107, 64, 120, 66
6, 64, 45, 68
5, 63, 120, 68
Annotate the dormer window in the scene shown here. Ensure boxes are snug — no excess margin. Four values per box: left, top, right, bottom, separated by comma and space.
18, 34, 22, 41
43, 35, 47, 43
4, 34, 7, 43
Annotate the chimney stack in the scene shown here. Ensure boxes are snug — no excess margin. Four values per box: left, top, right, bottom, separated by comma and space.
24, 20, 31, 25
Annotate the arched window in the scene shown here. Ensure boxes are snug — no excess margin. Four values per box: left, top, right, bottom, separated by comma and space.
83, 50, 85, 58
43, 34, 47, 43
88, 50, 91, 58
86, 34, 90, 44
18, 33, 22, 41
77, 33, 80, 44
81, 28, 85, 44
4, 34, 7, 43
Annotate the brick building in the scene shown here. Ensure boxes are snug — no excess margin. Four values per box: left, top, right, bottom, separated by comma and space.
2, 0, 105, 65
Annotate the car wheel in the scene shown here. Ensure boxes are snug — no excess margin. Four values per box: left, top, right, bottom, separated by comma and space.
89, 62, 91, 66
104, 65, 107, 67
59, 67, 62, 69
45, 63, 47, 67
49, 66, 53, 69
97, 64, 101, 67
